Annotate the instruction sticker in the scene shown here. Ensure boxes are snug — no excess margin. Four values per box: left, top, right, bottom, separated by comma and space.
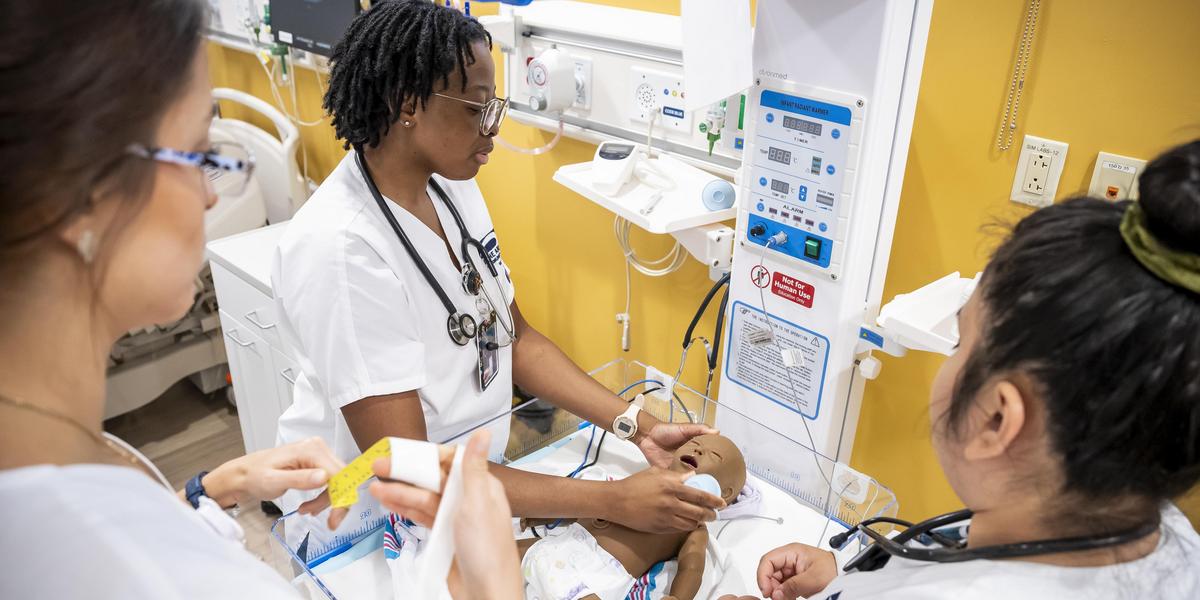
724, 301, 830, 419
771, 272, 815, 308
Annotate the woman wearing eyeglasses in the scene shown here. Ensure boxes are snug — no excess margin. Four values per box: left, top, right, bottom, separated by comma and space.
0, 0, 520, 597
272, 0, 725, 554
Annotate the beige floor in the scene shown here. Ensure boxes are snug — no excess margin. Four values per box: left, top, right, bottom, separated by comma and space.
104, 382, 296, 581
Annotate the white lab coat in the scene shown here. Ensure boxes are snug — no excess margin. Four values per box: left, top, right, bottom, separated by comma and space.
809, 504, 1200, 600
0, 463, 299, 599
272, 152, 516, 552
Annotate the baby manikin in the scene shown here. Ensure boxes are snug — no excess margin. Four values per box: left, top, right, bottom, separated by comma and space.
518, 433, 746, 600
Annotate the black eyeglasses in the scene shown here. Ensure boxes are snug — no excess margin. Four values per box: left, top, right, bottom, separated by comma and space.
126, 141, 256, 196
433, 93, 509, 136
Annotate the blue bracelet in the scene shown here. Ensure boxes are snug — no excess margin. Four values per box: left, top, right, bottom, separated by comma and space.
185, 470, 210, 509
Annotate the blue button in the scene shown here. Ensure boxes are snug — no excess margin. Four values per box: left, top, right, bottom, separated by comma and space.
831, 129, 841, 139
759, 177, 767, 186
663, 88, 669, 95
765, 113, 775, 123
819, 222, 828, 232
799, 185, 808, 200
734, 138, 744, 149
826, 164, 836, 175
756, 202, 765, 211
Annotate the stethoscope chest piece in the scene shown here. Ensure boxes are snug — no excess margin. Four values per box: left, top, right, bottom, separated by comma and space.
447, 312, 478, 346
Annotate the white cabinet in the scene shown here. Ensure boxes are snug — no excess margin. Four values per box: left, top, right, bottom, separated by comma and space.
220, 310, 280, 454
272, 348, 299, 417
207, 223, 293, 455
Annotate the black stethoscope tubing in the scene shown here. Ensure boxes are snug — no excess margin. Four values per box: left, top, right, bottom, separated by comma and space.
356, 151, 489, 346
835, 508, 1162, 572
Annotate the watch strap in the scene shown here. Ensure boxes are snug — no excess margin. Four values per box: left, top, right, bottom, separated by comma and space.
614, 403, 642, 440
185, 470, 210, 509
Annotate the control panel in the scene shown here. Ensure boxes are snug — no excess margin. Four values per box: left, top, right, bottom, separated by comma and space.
742, 87, 864, 277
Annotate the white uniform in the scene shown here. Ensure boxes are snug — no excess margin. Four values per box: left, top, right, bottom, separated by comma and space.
273, 152, 515, 551
812, 504, 1200, 600
0, 464, 298, 599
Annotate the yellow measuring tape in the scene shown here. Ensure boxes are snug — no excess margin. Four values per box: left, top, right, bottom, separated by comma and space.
327, 437, 391, 508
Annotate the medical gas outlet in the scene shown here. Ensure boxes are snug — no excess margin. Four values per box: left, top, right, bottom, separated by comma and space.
528, 48, 580, 114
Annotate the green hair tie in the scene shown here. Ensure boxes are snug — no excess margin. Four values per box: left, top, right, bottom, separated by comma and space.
1120, 203, 1200, 295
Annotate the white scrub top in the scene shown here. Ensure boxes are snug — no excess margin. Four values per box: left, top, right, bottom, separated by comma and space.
272, 152, 515, 550
0, 464, 298, 599
812, 504, 1200, 600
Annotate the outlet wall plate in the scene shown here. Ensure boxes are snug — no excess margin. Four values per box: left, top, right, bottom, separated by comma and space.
644, 364, 674, 402
629, 67, 691, 131
1011, 135, 1069, 208
1088, 151, 1146, 201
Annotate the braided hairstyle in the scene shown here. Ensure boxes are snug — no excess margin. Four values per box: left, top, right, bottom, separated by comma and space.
324, 0, 492, 150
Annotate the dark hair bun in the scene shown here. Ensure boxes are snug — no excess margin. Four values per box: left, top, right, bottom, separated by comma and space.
1137, 139, 1200, 253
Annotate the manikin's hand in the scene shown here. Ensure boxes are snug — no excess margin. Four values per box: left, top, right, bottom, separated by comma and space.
636, 420, 717, 468
607, 466, 725, 533
754, 543, 838, 600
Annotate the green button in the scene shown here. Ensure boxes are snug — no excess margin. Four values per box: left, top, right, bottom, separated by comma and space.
804, 238, 822, 259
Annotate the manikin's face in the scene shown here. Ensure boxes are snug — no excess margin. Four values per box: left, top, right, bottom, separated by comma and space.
670, 433, 747, 504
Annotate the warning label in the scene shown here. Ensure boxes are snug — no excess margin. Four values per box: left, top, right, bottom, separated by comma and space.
771, 272, 815, 308
750, 265, 771, 288
725, 301, 829, 418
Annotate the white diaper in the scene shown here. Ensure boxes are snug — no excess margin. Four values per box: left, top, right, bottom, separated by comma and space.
522, 523, 636, 600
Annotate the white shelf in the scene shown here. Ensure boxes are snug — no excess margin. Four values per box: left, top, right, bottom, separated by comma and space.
552, 155, 737, 235
876, 271, 979, 356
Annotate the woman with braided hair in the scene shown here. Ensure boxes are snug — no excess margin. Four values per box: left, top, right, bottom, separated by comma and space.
272, 0, 727, 556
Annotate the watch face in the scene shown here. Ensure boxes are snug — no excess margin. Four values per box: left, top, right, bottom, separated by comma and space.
617, 421, 633, 435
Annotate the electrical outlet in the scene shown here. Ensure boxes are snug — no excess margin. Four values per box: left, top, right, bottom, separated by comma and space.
644, 365, 674, 402
1010, 135, 1068, 208
1022, 153, 1051, 194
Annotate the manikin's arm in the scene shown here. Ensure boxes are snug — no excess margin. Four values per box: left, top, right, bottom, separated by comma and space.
665, 526, 710, 600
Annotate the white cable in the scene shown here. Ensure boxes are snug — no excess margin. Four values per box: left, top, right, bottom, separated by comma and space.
314, 65, 327, 96
645, 111, 658, 158
285, 64, 314, 190
756, 240, 858, 547
495, 120, 564, 155
244, 27, 325, 129
617, 256, 632, 352
613, 216, 688, 277
243, 25, 322, 128
281, 49, 327, 127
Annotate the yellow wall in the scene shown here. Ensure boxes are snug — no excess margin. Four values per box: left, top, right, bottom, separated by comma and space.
207, 0, 1200, 527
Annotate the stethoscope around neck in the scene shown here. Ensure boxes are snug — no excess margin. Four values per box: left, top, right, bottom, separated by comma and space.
831, 508, 1162, 572
355, 150, 516, 348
